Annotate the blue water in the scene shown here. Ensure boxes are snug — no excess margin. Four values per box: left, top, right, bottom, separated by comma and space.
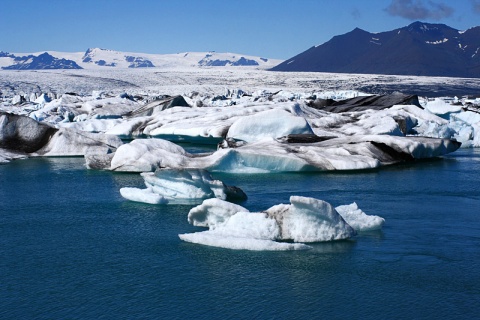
1, 149, 479, 319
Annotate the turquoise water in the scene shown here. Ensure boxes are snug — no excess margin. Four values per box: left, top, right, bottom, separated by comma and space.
1, 150, 479, 319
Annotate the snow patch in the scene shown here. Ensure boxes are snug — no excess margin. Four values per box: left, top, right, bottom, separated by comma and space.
426, 38, 448, 44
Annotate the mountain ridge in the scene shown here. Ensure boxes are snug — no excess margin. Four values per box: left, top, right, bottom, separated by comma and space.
0, 48, 281, 70
270, 21, 480, 78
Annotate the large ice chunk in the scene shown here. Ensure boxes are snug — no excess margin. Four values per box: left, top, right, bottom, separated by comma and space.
110, 138, 188, 172
120, 169, 247, 204
179, 196, 379, 251
106, 134, 461, 174
226, 108, 314, 142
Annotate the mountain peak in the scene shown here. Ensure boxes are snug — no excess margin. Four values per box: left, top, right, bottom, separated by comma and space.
405, 21, 456, 33
352, 27, 366, 32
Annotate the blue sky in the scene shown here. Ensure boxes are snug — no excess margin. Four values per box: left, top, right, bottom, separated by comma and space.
1, 0, 479, 59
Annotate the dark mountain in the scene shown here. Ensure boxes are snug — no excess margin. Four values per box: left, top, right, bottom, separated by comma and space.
271, 22, 480, 78
3, 52, 82, 70
0, 51, 15, 58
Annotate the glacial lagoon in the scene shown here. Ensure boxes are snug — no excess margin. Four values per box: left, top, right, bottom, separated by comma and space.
1, 148, 479, 319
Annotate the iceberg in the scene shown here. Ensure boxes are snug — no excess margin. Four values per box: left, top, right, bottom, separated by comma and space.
120, 169, 247, 204
110, 138, 188, 172
226, 108, 314, 142
335, 202, 385, 231
0, 112, 122, 157
0, 111, 57, 153
179, 196, 381, 251
105, 133, 460, 174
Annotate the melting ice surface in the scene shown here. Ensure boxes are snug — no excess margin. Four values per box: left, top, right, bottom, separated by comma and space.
179, 196, 385, 251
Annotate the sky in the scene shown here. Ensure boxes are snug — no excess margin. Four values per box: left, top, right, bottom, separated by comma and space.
1, 0, 480, 59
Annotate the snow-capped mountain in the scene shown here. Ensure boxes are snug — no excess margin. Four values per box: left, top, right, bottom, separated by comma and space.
271, 21, 480, 78
0, 48, 281, 70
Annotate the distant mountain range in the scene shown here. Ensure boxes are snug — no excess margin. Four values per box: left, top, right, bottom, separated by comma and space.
271, 21, 480, 78
0, 48, 280, 70
0, 52, 82, 70
4, 22, 479, 78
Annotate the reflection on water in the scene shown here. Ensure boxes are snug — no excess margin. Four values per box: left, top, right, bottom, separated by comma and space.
309, 239, 357, 254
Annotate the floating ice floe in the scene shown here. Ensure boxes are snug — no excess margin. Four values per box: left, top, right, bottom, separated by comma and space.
103, 133, 460, 173
120, 168, 247, 204
179, 196, 384, 251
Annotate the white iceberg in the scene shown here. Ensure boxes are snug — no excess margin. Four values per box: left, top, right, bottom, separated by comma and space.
110, 138, 188, 172
226, 108, 314, 143
179, 196, 381, 251
335, 202, 385, 231
120, 169, 247, 204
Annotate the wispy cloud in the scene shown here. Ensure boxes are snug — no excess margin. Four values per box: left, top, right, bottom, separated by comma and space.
472, 0, 480, 14
385, 0, 454, 20
351, 8, 361, 20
